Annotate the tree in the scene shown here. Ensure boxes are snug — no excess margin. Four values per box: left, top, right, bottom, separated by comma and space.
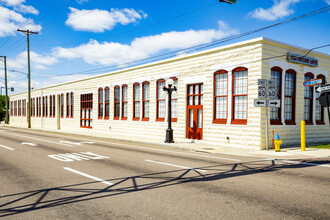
0, 95, 8, 122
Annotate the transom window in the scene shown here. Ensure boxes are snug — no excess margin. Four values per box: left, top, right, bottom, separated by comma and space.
188, 84, 203, 106
214, 70, 227, 124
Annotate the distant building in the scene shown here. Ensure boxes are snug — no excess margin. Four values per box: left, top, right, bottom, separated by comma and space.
9, 37, 330, 149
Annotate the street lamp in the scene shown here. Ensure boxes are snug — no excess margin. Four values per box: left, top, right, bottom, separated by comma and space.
163, 78, 177, 143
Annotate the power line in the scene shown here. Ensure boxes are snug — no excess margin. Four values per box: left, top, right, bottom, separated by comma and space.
38, 6, 330, 77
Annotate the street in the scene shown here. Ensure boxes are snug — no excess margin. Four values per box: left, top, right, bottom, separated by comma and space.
0, 127, 329, 219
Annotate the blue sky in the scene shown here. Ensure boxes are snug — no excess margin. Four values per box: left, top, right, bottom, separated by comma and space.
0, 0, 329, 94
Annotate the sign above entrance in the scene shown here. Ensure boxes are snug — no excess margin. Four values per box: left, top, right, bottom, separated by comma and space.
287, 53, 318, 67
303, 78, 323, 87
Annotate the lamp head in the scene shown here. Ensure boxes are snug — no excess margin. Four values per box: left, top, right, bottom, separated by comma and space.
167, 78, 173, 86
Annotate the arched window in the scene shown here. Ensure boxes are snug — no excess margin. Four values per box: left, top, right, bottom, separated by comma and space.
122, 84, 128, 120
284, 69, 296, 125
171, 77, 178, 122
133, 83, 140, 120
270, 67, 282, 125
60, 94, 64, 118
232, 67, 248, 124
98, 88, 103, 119
104, 87, 110, 119
316, 74, 325, 125
304, 72, 314, 124
70, 92, 74, 118
142, 81, 150, 121
156, 79, 166, 121
66, 93, 70, 118
214, 70, 228, 124
114, 86, 120, 120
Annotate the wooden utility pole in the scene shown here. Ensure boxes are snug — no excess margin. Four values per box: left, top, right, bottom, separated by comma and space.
17, 29, 38, 128
0, 56, 8, 124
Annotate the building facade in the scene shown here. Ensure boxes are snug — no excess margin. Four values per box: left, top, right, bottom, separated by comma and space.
9, 38, 330, 149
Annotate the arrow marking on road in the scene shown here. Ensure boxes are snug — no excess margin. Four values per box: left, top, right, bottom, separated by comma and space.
21, 142, 37, 146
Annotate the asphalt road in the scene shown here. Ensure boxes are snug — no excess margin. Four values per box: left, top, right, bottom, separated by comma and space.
0, 127, 329, 219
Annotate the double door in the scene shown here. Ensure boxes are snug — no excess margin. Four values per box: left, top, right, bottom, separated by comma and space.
187, 84, 203, 140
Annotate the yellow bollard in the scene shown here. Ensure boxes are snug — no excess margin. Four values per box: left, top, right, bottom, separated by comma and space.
301, 121, 305, 151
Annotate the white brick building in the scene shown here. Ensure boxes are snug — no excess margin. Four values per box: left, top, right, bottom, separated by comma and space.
9, 37, 330, 149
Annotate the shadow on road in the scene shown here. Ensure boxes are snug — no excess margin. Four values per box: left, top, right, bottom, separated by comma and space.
0, 159, 324, 217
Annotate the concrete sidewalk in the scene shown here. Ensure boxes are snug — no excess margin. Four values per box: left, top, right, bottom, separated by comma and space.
155, 141, 330, 160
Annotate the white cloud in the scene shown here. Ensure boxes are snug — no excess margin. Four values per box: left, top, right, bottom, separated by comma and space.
7, 51, 58, 70
53, 20, 238, 66
0, 6, 41, 37
1, 0, 25, 7
76, 0, 88, 4
326, 0, 330, 5
14, 4, 39, 15
249, 0, 301, 21
65, 7, 148, 32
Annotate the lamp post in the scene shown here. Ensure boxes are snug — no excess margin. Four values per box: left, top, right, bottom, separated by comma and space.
163, 78, 177, 143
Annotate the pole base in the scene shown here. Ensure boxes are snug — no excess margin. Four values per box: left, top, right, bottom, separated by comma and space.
165, 128, 174, 143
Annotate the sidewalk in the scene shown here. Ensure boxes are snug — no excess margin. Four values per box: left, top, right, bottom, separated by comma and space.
155, 141, 330, 160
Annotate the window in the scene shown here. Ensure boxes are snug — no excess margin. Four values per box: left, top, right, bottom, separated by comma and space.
114, 86, 120, 120
10, 101, 13, 116
32, 98, 35, 117
122, 84, 128, 120
80, 93, 93, 128
270, 67, 282, 125
98, 88, 103, 119
52, 95, 55, 117
316, 74, 325, 125
70, 92, 74, 118
37, 97, 41, 117
66, 92, 74, 118
14, 100, 17, 116
66, 93, 70, 117
214, 70, 228, 124
60, 94, 64, 118
304, 73, 314, 124
188, 84, 203, 106
22, 99, 26, 116
105, 87, 110, 119
157, 79, 165, 121
171, 77, 178, 122
18, 100, 21, 116
232, 67, 248, 124
133, 83, 140, 120
142, 81, 150, 121
284, 69, 296, 125
43, 96, 47, 117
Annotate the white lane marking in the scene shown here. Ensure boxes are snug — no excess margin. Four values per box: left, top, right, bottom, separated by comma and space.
0, 130, 5, 132
48, 152, 109, 162
145, 159, 207, 172
276, 159, 330, 168
3, 132, 73, 147
64, 167, 113, 186
21, 142, 37, 146
59, 141, 95, 145
0, 144, 14, 150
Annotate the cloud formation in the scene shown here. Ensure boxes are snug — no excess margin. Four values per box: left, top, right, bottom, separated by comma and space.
53, 20, 238, 66
65, 7, 148, 32
249, 0, 301, 21
7, 51, 58, 70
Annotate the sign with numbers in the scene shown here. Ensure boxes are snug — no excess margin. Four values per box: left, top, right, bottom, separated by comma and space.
258, 79, 267, 86
258, 86, 266, 98
268, 87, 277, 99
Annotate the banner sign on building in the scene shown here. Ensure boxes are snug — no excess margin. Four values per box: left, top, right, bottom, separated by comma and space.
287, 53, 318, 67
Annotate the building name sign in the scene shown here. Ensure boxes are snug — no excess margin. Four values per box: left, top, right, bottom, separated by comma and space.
287, 53, 318, 67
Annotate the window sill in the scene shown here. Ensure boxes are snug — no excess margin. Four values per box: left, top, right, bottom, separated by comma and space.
231, 119, 247, 125
316, 121, 325, 125
270, 121, 282, 125
133, 118, 140, 121
172, 118, 177, 122
213, 119, 227, 124
156, 118, 165, 122
80, 126, 93, 129
142, 118, 149, 121
285, 120, 296, 125
113, 117, 119, 120
121, 117, 127, 120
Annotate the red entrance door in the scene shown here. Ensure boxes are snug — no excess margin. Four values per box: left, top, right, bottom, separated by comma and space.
187, 84, 203, 140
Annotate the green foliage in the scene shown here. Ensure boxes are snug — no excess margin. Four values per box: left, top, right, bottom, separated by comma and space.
308, 144, 330, 149
0, 95, 9, 122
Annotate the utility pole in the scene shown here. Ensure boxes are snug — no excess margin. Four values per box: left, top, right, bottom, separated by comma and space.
0, 56, 8, 124
17, 29, 38, 128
